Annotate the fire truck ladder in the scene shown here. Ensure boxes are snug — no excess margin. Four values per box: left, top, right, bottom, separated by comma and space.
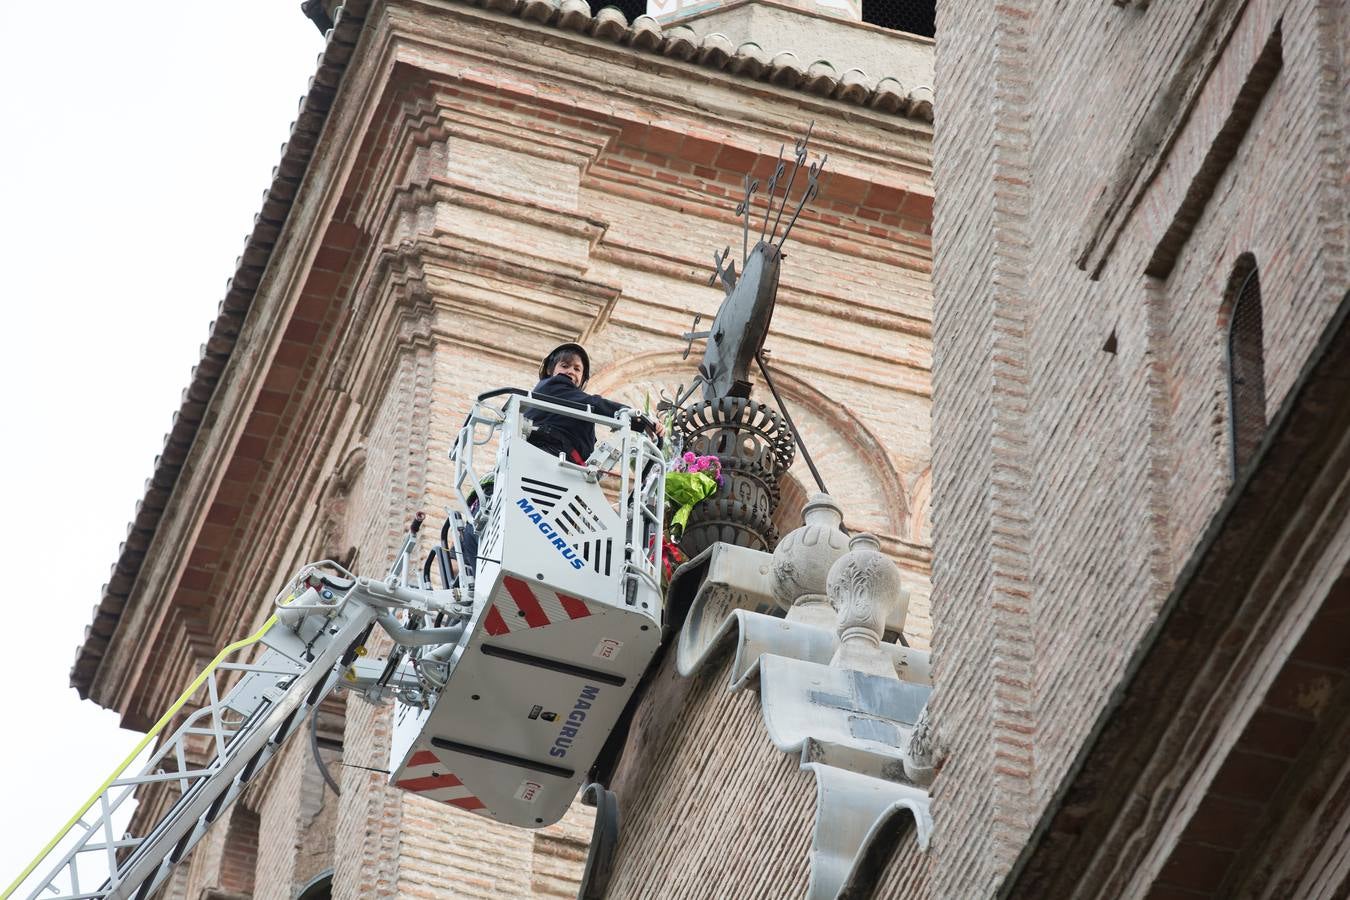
5, 389, 665, 900
4, 522, 459, 900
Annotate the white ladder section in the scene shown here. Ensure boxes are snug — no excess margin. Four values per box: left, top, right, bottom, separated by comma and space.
6, 529, 443, 900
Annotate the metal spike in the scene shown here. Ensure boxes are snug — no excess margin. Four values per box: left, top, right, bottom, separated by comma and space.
778, 154, 827, 247
735, 174, 759, 265
710, 247, 738, 293
770, 121, 815, 241
761, 145, 786, 244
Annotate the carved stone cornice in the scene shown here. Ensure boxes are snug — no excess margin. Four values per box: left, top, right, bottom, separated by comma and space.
667, 526, 934, 900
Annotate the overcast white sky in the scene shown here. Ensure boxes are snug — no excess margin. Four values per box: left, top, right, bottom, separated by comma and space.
0, 3, 321, 889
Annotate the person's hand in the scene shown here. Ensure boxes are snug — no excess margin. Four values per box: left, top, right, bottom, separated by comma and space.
652, 419, 666, 439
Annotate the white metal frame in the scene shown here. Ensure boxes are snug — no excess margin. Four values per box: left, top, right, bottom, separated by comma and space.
450, 390, 666, 604
9, 544, 430, 900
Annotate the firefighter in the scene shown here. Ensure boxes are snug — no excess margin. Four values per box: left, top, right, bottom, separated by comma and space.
525, 343, 664, 462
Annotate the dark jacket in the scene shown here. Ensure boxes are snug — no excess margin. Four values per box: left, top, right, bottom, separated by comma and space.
524, 374, 628, 461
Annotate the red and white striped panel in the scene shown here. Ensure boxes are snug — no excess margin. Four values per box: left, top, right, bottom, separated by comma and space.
483, 575, 592, 636
394, 750, 486, 812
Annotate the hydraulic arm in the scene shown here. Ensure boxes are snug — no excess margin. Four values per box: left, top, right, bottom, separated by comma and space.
4, 522, 451, 900
7, 390, 665, 900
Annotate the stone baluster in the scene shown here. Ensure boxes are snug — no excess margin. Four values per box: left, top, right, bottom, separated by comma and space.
827, 533, 902, 678
771, 493, 850, 628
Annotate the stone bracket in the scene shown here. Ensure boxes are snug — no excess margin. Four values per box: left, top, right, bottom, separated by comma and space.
674, 539, 934, 899
801, 761, 932, 900
676, 579, 931, 688
576, 783, 620, 900
759, 656, 929, 769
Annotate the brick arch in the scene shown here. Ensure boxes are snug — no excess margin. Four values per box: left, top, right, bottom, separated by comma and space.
909, 465, 931, 544
772, 470, 812, 538
315, 444, 367, 569
586, 350, 909, 536
218, 805, 259, 895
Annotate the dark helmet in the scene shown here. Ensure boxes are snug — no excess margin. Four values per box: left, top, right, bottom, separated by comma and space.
539, 342, 590, 385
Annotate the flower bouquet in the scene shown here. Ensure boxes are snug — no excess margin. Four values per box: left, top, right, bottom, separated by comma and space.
665, 452, 723, 539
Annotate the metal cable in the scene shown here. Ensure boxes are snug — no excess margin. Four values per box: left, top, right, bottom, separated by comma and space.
309, 704, 341, 797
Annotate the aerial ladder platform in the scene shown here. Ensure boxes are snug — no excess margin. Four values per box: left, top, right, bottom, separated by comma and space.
5, 390, 665, 900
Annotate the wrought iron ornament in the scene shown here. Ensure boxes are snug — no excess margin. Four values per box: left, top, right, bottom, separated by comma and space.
689, 122, 828, 401
674, 124, 829, 554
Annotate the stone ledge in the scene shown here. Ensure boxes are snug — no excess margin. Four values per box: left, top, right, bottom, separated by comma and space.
478, 0, 935, 121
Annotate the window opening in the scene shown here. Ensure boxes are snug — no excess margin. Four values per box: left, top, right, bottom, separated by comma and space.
1226, 258, 1266, 473
861, 0, 936, 37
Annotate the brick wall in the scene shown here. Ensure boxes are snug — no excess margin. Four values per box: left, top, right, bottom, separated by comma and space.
929, 0, 1347, 894
218, 808, 258, 895
927, 0, 999, 884
605, 651, 818, 899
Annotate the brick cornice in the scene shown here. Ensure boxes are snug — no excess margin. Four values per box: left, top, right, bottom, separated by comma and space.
401, 0, 935, 123
383, 177, 609, 271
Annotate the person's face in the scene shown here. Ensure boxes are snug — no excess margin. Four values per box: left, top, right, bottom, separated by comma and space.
550, 353, 585, 387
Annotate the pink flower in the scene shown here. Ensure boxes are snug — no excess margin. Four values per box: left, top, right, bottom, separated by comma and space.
683, 452, 696, 464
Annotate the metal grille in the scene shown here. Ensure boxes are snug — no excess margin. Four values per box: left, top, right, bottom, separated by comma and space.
520, 476, 565, 514
589, 0, 646, 20
862, 0, 936, 37
1227, 264, 1266, 473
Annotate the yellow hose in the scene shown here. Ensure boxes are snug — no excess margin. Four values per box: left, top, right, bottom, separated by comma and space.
2, 613, 280, 899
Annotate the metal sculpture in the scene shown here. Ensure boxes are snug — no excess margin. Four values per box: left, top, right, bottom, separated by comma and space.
673, 124, 827, 556
689, 123, 827, 401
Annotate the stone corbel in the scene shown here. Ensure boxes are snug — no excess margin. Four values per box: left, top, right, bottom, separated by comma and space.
801, 761, 933, 899
673, 539, 931, 688
671, 540, 779, 677
674, 494, 934, 900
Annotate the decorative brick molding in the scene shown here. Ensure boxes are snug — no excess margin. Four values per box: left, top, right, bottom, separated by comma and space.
1074, 0, 1265, 279
985, 0, 1038, 874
